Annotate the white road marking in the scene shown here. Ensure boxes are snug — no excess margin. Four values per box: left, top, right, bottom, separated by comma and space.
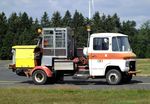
0, 81, 20, 83
137, 83, 150, 85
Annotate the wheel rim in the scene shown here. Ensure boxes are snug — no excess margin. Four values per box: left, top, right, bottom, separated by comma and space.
109, 73, 119, 83
34, 73, 44, 83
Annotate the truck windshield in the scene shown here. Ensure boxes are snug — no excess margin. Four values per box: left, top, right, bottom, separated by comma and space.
112, 36, 131, 52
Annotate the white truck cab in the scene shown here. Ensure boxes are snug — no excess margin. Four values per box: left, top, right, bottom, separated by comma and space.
85, 33, 136, 84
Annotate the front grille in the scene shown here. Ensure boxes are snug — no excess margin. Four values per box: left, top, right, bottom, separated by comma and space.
129, 61, 136, 71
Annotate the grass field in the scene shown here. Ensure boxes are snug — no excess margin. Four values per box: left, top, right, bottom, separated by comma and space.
137, 59, 150, 75
0, 88, 150, 104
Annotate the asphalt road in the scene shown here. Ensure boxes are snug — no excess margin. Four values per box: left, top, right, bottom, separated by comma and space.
1, 60, 150, 89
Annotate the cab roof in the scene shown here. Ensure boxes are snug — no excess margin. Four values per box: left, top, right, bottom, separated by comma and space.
91, 33, 127, 37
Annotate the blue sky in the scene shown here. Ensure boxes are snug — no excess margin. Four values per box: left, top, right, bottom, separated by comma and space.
0, 0, 150, 28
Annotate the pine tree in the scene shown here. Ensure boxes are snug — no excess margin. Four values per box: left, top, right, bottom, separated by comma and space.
41, 12, 50, 27
7, 13, 19, 34
0, 12, 8, 59
19, 12, 31, 30
72, 10, 85, 29
0, 12, 7, 44
0, 12, 7, 34
92, 12, 103, 32
51, 11, 62, 27
62, 10, 72, 27
135, 21, 150, 58
72, 10, 86, 47
111, 13, 121, 32
121, 20, 137, 36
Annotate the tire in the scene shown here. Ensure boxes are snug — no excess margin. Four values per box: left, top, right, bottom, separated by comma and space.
106, 69, 122, 85
32, 70, 48, 85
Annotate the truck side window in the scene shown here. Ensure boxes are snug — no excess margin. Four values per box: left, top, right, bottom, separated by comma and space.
93, 38, 109, 50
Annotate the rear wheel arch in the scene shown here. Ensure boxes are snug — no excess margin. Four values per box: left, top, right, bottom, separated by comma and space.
31, 66, 53, 77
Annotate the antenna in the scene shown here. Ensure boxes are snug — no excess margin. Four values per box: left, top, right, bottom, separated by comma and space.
88, 0, 94, 19
89, 0, 91, 19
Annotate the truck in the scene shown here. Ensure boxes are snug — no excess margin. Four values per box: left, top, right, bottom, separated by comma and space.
9, 27, 138, 85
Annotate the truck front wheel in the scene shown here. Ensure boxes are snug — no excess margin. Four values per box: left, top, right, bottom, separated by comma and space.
32, 70, 48, 85
106, 69, 122, 85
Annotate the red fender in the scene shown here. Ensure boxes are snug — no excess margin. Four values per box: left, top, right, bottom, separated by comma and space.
31, 66, 53, 77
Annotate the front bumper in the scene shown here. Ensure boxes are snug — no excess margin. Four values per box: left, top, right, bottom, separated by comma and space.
128, 70, 141, 75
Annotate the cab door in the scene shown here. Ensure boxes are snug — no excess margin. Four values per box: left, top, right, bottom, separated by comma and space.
89, 37, 110, 76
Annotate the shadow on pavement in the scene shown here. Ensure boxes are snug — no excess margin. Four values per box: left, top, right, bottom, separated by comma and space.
20, 79, 143, 86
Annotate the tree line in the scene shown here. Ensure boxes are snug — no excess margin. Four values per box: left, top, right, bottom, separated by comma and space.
0, 10, 150, 59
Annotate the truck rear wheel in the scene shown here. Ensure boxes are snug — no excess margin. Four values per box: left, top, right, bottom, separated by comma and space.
32, 70, 48, 85
106, 69, 122, 85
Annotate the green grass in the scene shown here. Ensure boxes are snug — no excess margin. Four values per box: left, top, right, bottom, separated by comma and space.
137, 59, 150, 75
0, 88, 150, 104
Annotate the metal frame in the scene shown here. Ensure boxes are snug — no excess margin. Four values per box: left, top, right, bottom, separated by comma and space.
42, 28, 70, 58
